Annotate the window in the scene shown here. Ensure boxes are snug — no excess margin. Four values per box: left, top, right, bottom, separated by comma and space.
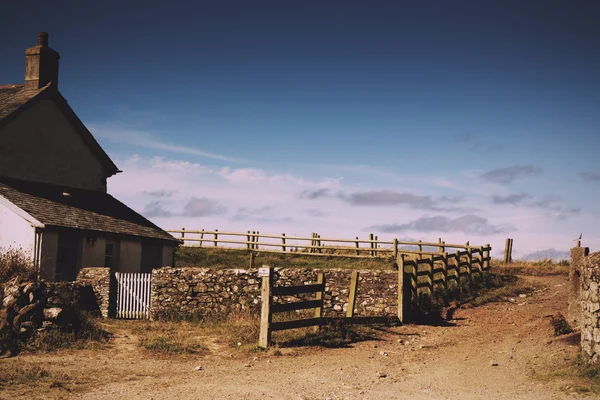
104, 242, 115, 268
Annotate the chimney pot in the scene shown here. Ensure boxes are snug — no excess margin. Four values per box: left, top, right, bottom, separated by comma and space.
37, 32, 49, 46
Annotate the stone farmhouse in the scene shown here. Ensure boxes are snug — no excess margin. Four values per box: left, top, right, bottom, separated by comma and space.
0, 32, 179, 281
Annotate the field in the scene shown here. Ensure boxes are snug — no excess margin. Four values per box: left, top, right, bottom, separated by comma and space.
1, 260, 598, 400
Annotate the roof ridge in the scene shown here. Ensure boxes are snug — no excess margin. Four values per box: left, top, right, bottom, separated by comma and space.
0, 84, 25, 89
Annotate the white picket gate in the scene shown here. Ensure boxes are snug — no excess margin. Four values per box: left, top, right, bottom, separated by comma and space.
115, 272, 152, 319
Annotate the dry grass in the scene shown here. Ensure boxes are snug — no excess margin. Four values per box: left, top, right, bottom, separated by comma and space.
176, 247, 395, 270
490, 259, 569, 276
0, 247, 35, 286
0, 364, 77, 392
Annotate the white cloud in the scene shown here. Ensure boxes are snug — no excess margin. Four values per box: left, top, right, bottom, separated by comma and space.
89, 124, 237, 162
105, 154, 595, 260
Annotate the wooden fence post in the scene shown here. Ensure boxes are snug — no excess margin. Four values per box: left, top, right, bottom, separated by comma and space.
346, 270, 359, 318
258, 266, 273, 348
409, 256, 417, 307
249, 252, 255, 269
282, 233, 286, 252
393, 238, 398, 260
397, 255, 404, 323
313, 272, 325, 333
246, 231, 251, 250
255, 231, 260, 250
199, 229, 204, 247
355, 237, 360, 256
455, 250, 461, 283
466, 249, 473, 283
483, 244, 490, 270
214, 229, 218, 247
181, 228, 185, 241
442, 252, 448, 291
504, 238, 513, 264
438, 238, 444, 253
418, 240, 423, 260
428, 255, 434, 296
369, 233, 375, 256
478, 246, 484, 276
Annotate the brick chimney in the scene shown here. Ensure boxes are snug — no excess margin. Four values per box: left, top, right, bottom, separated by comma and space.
24, 32, 60, 90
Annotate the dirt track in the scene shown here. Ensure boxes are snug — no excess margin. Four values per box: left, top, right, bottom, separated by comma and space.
0, 275, 591, 399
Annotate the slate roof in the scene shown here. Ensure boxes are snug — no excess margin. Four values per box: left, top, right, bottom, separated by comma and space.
0, 84, 49, 120
0, 176, 178, 243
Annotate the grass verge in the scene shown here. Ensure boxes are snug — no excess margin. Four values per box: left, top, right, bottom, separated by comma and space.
176, 247, 395, 270
0, 364, 77, 392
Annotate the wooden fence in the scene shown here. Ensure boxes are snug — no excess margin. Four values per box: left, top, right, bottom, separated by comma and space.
258, 266, 362, 348
167, 228, 491, 264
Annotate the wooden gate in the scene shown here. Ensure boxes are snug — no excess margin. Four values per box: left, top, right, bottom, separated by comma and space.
115, 272, 152, 319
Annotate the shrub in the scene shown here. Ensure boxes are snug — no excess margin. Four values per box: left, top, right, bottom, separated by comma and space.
549, 313, 573, 336
0, 247, 35, 285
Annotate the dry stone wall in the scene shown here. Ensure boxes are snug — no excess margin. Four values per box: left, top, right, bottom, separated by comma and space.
76, 267, 112, 317
151, 267, 398, 320
581, 252, 600, 365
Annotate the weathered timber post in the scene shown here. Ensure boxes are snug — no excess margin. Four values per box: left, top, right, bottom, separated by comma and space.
504, 238, 513, 264
282, 233, 286, 252
346, 270, 359, 318
255, 231, 260, 250
393, 238, 398, 260
313, 272, 325, 333
249, 251, 255, 269
418, 240, 423, 260
246, 231, 251, 250
214, 229, 218, 247
199, 228, 204, 247
181, 227, 185, 241
478, 246, 484, 276
369, 233, 375, 256
483, 244, 490, 270
428, 255, 434, 296
397, 255, 404, 323
355, 237, 360, 255
438, 238, 444, 253
258, 265, 274, 348
455, 250, 461, 284
442, 252, 448, 291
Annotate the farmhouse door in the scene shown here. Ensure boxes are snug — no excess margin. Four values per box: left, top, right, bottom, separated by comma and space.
56, 233, 80, 281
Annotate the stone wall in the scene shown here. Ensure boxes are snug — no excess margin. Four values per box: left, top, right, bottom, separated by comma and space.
581, 252, 600, 365
151, 267, 398, 320
569, 246, 590, 327
0, 278, 100, 354
76, 267, 112, 318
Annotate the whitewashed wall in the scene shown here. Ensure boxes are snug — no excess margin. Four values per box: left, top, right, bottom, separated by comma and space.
0, 200, 36, 255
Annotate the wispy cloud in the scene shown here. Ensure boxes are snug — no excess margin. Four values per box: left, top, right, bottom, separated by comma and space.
90, 124, 237, 162
143, 200, 173, 217
305, 209, 326, 217
520, 248, 570, 261
580, 171, 600, 182
336, 190, 467, 212
491, 193, 581, 220
480, 165, 542, 185
182, 197, 228, 217
492, 193, 530, 205
143, 189, 176, 198
232, 206, 273, 221
367, 214, 515, 235
300, 189, 331, 199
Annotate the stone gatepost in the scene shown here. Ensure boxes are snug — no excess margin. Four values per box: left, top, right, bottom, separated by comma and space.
569, 245, 589, 327
581, 252, 600, 365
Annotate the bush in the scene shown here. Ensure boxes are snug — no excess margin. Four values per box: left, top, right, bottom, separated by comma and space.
0, 247, 35, 285
550, 313, 573, 336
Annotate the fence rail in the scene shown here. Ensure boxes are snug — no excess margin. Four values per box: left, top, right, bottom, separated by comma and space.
167, 228, 491, 264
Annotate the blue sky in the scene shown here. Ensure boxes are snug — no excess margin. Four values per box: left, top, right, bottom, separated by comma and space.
2, 1, 599, 259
